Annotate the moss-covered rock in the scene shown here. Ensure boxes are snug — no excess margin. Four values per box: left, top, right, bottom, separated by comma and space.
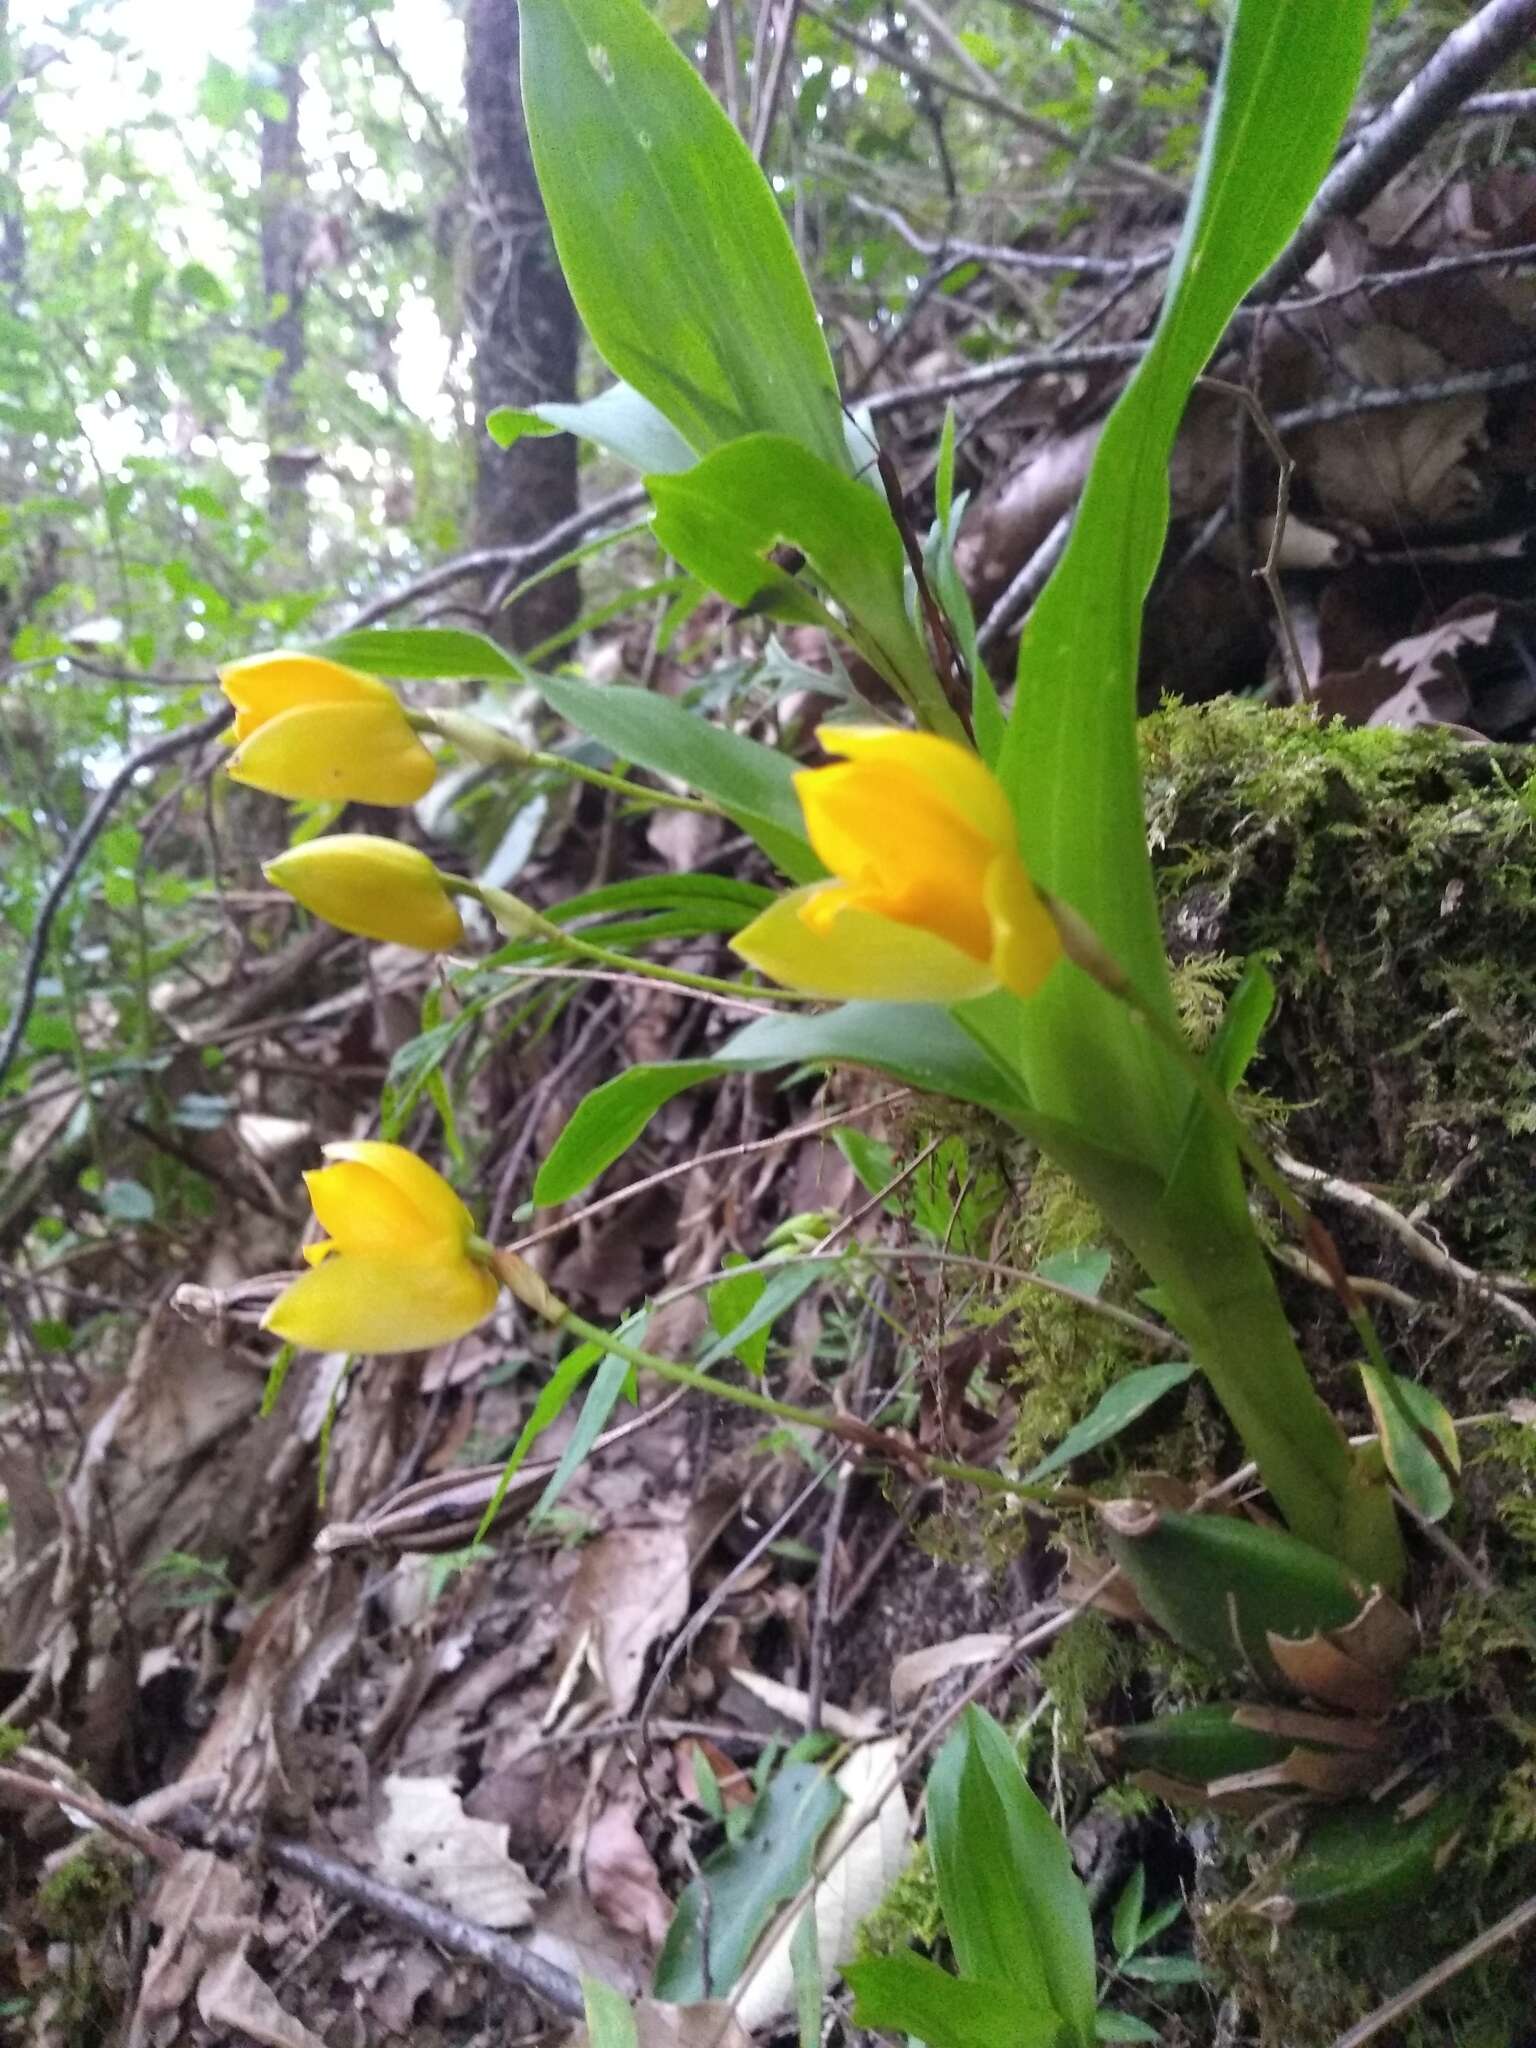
908, 703, 1536, 2047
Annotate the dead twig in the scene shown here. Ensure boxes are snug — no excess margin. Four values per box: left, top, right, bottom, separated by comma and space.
0, 706, 229, 1091
1259, 0, 1536, 300
847, 194, 1172, 278
1201, 377, 1313, 703
749, 0, 803, 163
171, 1806, 587, 2019
0, 1763, 181, 1865
1277, 1152, 1536, 1337
343, 489, 646, 632
797, 0, 1179, 197
504, 1088, 912, 1257
1329, 1887, 1536, 2048
1272, 357, 1536, 434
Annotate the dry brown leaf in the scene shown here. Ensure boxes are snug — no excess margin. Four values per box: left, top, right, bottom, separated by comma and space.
676, 1737, 754, 1810
1328, 1585, 1417, 1679
1296, 328, 1487, 532
563, 1526, 691, 1715
725, 1664, 884, 1739
527, 1880, 650, 1998
890, 1633, 1013, 1710
129, 1850, 322, 2048
1315, 656, 1471, 731
198, 1950, 329, 2048
372, 1775, 541, 1928
1231, 1704, 1387, 1752
1265, 1631, 1395, 1716
584, 1801, 672, 1950
626, 2000, 754, 2048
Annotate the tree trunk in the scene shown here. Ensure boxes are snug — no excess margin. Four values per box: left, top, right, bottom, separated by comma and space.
464, 0, 579, 653
255, 0, 311, 570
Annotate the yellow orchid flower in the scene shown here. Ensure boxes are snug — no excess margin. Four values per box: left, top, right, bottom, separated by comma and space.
218, 651, 436, 805
265, 835, 465, 952
264, 1141, 500, 1355
731, 726, 1061, 1002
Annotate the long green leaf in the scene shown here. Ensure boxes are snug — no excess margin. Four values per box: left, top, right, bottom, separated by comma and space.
1021, 1361, 1195, 1483
998, 0, 1372, 1156
582, 1978, 638, 2048
529, 671, 821, 883
533, 1060, 720, 1205
319, 626, 519, 683
316, 625, 819, 883
926, 1709, 1096, 2048
719, 1002, 1031, 1119
534, 1000, 1031, 1205
519, 0, 847, 471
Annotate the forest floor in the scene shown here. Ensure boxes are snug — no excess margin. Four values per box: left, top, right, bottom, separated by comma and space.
7, 99, 1536, 2048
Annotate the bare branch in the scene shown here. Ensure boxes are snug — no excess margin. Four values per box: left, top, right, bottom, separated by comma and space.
0, 707, 230, 1090
1259, 0, 1536, 300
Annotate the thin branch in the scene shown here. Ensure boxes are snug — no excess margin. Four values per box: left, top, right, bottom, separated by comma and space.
1330, 1889, 1536, 2048
364, 16, 462, 170
1277, 1151, 1536, 1337
847, 193, 1172, 277
796, 0, 1180, 197
1271, 358, 1536, 433
976, 510, 1073, 655
173, 1807, 586, 2019
1259, 0, 1536, 300
1455, 86, 1536, 120
342, 487, 646, 632
0, 1763, 180, 1865
504, 1089, 913, 1255
997, 0, 1125, 60
750, 0, 803, 163
868, 339, 1145, 414
1201, 377, 1312, 703
1278, 237, 1536, 316
0, 707, 229, 1090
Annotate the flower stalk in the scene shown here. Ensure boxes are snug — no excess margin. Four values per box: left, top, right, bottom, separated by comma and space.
412, 707, 721, 815
488, 1247, 1082, 1509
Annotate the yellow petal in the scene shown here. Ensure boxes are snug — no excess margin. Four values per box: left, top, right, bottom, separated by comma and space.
732, 884, 997, 1002
218, 651, 393, 729
303, 1161, 446, 1258
263, 1251, 499, 1355
302, 1238, 336, 1267
793, 761, 995, 962
265, 835, 464, 952
319, 1140, 477, 1248
815, 725, 1016, 851
226, 702, 437, 805
984, 853, 1063, 1000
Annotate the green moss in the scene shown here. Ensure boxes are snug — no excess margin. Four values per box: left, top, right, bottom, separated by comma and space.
1147, 699, 1536, 1277
35, 1846, 133, 1942
1038, 1610, 1128, 1755
0, 1724, 26, 1763
854, 1838, 943, 1959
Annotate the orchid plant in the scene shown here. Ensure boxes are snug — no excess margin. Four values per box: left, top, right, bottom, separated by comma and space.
228, 0, 1482, 1671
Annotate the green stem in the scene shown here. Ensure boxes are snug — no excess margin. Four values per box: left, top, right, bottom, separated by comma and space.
490, 1259, 1074, 1507
453, 878, 820, 1004
412, 708, 720, 815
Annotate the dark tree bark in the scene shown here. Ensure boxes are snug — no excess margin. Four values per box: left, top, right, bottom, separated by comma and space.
464, 0, 579, 651
254, 0, 311, 569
